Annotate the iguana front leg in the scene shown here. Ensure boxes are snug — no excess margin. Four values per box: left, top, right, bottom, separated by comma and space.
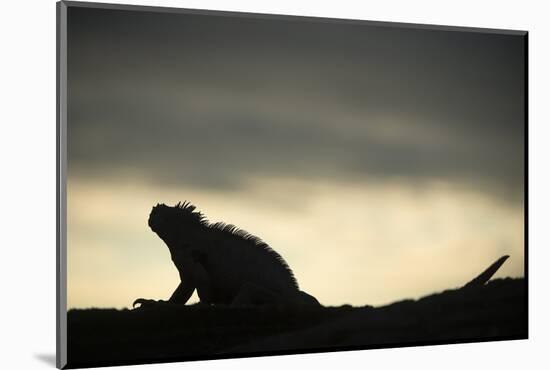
133, 248, 201, 308
169, 280, 195, 303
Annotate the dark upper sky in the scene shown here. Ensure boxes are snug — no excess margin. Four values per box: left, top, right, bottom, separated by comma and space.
67, 6, 525, 203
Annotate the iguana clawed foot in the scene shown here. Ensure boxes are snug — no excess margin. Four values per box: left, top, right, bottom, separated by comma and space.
132, 298, 168, 309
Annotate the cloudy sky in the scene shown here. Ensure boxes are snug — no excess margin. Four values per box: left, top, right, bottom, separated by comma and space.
66, 6, 525, 309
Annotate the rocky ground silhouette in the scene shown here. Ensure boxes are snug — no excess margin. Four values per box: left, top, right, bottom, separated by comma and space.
66, 277, 526, 369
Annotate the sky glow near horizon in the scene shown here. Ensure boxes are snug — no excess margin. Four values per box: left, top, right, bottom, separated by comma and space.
67, 175, 523, 308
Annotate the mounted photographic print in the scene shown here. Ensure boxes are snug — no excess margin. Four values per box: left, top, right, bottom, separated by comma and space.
56, 1, 528, 368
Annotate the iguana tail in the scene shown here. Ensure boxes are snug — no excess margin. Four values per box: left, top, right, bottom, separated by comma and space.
462, 255, 510, 289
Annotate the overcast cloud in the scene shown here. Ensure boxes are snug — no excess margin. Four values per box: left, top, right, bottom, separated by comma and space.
67, 7, 525, 202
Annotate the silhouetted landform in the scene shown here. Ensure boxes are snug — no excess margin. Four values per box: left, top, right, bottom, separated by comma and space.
67, 277, 526, 369
134, 202, 319, 308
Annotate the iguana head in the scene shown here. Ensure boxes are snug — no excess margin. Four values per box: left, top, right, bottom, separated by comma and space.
148, 201, 207, 248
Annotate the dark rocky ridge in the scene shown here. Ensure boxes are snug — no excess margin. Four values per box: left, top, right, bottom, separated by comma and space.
66, 278, 526, 369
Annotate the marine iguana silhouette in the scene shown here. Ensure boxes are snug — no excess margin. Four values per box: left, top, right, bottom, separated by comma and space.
133, 201, 510, 308
133, 201, 320, 307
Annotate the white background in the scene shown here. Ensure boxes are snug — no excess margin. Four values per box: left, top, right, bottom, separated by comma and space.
0, 0, 547, 369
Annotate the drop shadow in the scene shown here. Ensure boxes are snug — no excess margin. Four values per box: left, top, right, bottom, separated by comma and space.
34, 353, 56, 367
